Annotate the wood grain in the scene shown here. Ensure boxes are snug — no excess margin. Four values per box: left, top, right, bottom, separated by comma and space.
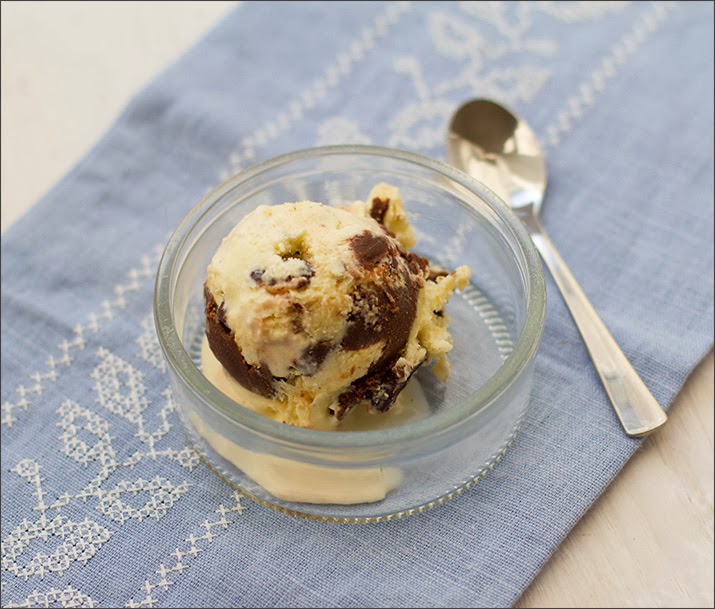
516, 351, 714, 608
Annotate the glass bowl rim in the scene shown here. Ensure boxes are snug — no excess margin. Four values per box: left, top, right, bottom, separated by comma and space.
154, 144, 545, 454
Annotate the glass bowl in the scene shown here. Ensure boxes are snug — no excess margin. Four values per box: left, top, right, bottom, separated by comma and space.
154, 145, 545, 523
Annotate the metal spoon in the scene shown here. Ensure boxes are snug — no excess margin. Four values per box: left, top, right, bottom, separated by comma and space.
447, 98, 667, 437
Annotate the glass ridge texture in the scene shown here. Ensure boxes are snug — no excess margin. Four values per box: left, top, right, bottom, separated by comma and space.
154, 145, 546, 522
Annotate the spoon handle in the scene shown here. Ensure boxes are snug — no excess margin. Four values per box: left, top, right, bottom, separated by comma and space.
523, 215, 667, 437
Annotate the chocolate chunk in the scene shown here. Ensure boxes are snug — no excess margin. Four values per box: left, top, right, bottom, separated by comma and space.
204, 284, 275, 398
285, 275, 311, 291
407, 252, 429, 276
294, 340, 334, 376
341, 287, 384, 351
349, 231, 390, 269
290, 303, 304, 333
335, 359, 421, 419
250, 261, 314, 291
369, 197, 390, 224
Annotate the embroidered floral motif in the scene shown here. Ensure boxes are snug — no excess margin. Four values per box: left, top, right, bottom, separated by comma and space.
4, 586, 96, 608
137, 315, 167, 373
218, 1, 412, 180
124, 493, 245, 609
2, 345, 200, 596
1, 461, 112, 581
1, 247, 163, 429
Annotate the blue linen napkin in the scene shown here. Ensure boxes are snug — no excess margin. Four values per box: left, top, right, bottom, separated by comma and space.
2, 2, 713, 607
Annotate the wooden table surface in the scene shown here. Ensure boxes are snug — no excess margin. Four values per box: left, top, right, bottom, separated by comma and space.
2, 3, 713, 607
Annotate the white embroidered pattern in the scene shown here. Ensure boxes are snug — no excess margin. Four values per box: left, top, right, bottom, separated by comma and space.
69, 348, 200, 481
218, 1, 412, 179
1, 246, 163, 429
316, 117, 373, 146
124, 493, 245, 609
386, 2, 633, 151
2, 346, 199, 598
296, 4, 632, 167
1, 460, 113, 581
532, 1, 631, 23
58, 401, 114, 468
94, 477, 191, 525
92, 348, 150, 424
4, 586, 95, 608
543, 1, 676, 148
137, 314, 167, 372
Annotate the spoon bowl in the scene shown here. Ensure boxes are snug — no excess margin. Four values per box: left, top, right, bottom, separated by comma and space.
447, 99, 546, 214
447, 98, 667, 438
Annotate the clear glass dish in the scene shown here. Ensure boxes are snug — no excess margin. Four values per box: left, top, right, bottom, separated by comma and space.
154, 145, 545, 523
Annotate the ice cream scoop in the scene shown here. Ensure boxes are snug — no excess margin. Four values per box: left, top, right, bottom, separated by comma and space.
203, 183, 470, 430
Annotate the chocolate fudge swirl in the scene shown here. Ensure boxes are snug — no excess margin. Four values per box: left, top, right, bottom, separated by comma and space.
331, 230, 426, 418
204, 284, 276, 398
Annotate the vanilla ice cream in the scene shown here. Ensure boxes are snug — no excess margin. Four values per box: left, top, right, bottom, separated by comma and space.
202, 183, 470, 430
